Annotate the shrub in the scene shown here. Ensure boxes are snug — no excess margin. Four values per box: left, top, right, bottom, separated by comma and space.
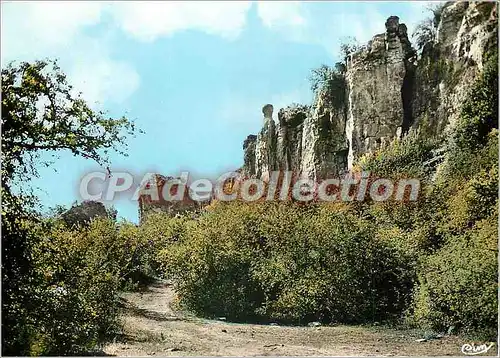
358, 130, 440, 180
309, 64, 346, 110
412, 212, 498, 338
7, 213, 169, 355
443, 164, 498, 235
159, 202, 416, 324
2, 190, 43, 356
159, 202, 267, 320
116, 221, 157, 289
27, 218, 121, 355
254, 205, 415, 324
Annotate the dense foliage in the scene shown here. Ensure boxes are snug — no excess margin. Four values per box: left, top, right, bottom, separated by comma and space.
309, 63, 346, 111
408, 50, 498, 338
26, 219, 122, 355
157, 201, 415, 324
1, 60, 141, 355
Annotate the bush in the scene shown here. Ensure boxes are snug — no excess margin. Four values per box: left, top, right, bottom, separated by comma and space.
159, 202, 267, 321
408, 48, 499, 338
255, 204, 415, 324
3, 196, 169, 355
2, 190, 43, 356
3, 213, 170, 355
412, 212, 498, 338
358, 130, 440, 180
25, 218, 122, 355
115, 221, 157, 289
159, 201, 415, 324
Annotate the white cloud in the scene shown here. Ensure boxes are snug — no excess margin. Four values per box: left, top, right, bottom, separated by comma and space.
254, 2, 435, 61
257, 2, 306, 29
1, 1, 253, 106
1, 1, 436, 107
256, 2, 309, 43
68, 42, 140, 106
1, 1, 103, 62
254, 2, 386, 60
110, 1, 252, 42
1, 1, 139, 106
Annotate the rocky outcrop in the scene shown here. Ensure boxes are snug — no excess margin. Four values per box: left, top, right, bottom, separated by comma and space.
412, 1, 498, 135
301, 92, 348, 178
276, 104, 307, 173
138, 174, 205, 222
345, 15, 416, 168
242, 135, 257, 177
241, 2, 497, 181
61, 201, 115, 227
243, 98, 348, 179
255, 104, 277, 179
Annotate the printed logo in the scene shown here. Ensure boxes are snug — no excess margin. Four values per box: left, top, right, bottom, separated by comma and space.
461, 343, 495, 355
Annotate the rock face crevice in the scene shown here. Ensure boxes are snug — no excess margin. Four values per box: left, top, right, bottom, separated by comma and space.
241, 2, 497, 181
242, 135, 257, 177
277, 104, 308, 173
401, 57, 416, 136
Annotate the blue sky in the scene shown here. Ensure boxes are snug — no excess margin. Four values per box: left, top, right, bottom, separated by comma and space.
1, 1, 435, 222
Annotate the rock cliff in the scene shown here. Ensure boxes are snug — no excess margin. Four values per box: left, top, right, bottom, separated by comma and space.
412, 1, 498, 135
242, 1, 497, 180
345, 15, 416, 169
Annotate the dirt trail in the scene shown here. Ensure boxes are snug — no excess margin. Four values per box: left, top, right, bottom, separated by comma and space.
103, 282, 490, 356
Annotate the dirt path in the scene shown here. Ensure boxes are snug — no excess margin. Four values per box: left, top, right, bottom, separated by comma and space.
103, 282, 493, 356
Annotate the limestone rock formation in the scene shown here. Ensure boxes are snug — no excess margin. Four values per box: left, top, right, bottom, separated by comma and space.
301, 92, 348, 179
241, 2, 497, 181
244, 98, 348, 179
242, 135, 257, 177
345, 15, 416, 168
255, 104, 277, 179
412, 1, 498, 135
277, 104, 308, 172
138, 174, 205, 222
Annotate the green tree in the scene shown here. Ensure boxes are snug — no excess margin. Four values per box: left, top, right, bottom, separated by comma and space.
1, 60, 139, 188
309, 63, 346, 110
1, 59, 139, 355
339, 36, 361, 60
412, 3, 446, 51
